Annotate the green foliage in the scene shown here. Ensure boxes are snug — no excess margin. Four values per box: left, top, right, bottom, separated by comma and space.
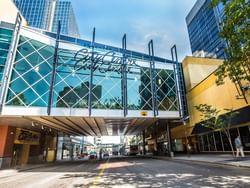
194, 104, 239, 133
195, 104, 239, 156
211, 0, 250, 85
11, 93, 26, 106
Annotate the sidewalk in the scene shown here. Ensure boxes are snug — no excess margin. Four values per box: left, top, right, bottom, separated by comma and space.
151, 154, 250, 168
0, 163, 53, 179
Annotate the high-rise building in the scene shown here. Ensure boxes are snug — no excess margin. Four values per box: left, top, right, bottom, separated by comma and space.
13, 0, 53, 30
51, 0, 80, 37
186, 0, 226, 59
13, 0, 80, 37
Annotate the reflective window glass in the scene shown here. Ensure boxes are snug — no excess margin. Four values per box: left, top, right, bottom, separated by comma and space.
127, 65, 152, 110
239, 126, 250, 150
6, 36, 53, 107
155, 69, 178, 111
54, 49, 90, 108
214, 131, 223, 151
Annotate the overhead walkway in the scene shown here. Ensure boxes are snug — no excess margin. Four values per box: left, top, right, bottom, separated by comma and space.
0, 16, 187, 136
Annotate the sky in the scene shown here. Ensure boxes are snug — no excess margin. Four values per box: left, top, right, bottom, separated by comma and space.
85, 136, 121, 145
71, 0, 196, 62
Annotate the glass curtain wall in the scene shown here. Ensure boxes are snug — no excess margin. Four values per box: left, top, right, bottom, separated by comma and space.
53, 48, 90, 108
155, 68, 178, 111
198, 125, 250, 152
5, 33, 179, 114
127, 62, 152, 110
6, 36, 54, 107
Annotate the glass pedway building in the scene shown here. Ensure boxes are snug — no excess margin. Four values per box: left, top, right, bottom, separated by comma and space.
0, 15, 187, 136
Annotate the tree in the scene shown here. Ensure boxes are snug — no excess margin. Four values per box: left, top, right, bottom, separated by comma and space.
195, 104, 239, 157
11, 93, 26, 106
211, 0, 250, 86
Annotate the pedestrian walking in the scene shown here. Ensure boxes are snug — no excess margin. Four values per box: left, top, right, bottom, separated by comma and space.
234, 136, 245, 158
187, 143, 192, 157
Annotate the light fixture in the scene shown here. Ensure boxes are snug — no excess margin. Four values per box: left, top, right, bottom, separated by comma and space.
31, 121, 35, 127
41, 125, 44, 130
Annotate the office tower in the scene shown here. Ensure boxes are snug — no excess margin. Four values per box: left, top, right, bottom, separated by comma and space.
51, 0, 80, 37
13, 0, 80, 37
186, 0, 226, 59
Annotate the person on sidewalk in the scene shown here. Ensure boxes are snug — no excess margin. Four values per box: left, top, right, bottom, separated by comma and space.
234, 136, 245, 158
187, 143, 192, 157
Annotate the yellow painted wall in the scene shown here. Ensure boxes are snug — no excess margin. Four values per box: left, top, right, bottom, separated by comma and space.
185, 57, 250, 128
19, 144, 30, 166
182, 56, 223, 91
172, 56, 250, 138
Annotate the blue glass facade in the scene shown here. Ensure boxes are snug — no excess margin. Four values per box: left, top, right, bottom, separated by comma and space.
13, 0, 80, 37
52, 0, 80, 37
186, 0, 226, 59
13, 0, 52, 30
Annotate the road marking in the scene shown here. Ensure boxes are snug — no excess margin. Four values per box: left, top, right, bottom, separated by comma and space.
92, 158, 110, 187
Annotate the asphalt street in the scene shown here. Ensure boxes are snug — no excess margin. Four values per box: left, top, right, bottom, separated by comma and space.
0, 156, 250, 188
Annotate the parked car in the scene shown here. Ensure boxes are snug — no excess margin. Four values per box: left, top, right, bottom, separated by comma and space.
89, 151, 97, 159
103, 152, 109, 157
112, 151, 118, 155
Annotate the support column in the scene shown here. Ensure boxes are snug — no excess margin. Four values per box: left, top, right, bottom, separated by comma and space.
19, 144, 30, 166
0, 126, 15, 168
166, 121, 173, 157
154, 121, 158, 155
56, 133, 64, 161
142, 130, 146, 155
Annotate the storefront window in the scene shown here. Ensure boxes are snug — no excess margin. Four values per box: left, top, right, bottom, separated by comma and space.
221, 132, 231, 151
229, 128, 238, 150
214, 131, 223, 151
239, 126, 250, 151
208, 133, 216, 151
198, 136, 204, 151
203, 135, 209, 151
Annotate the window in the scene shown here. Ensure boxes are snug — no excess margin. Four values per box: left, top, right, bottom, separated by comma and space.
239, 126, 250, 150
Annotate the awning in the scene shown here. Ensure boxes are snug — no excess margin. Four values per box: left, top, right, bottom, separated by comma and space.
192, 105, 250, 135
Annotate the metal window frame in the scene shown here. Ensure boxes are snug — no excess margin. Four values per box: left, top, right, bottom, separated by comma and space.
0, 13, 22, 113
122, 34, 127, 117
148, 40, 158, 117
48, 21, 61, 115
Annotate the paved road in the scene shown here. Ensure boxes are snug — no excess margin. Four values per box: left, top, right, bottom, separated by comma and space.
0, 156, 250, 188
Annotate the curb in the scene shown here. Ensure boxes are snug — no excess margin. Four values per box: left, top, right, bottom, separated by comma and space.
145, 155, 250, 169
16, 162, 55, 172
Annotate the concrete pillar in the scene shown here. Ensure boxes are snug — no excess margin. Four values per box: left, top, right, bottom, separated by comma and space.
0, 126, 15, 168
142, 130, 146, 155
154, 121, 159, 155
19, 144, 30, 166
56, 133, 64, 161
166, 121, 173, 157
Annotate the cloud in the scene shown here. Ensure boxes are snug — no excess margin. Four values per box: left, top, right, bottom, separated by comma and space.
71, 0, 196, 61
